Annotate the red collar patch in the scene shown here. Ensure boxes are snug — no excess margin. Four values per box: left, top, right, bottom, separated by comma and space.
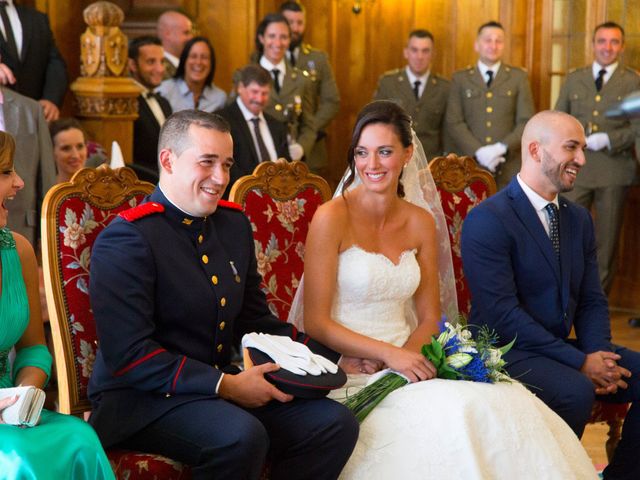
217, 199, 243, 212
119, 202, 165, 222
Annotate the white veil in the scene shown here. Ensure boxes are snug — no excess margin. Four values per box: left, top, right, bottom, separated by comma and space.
287, 131, 458, 332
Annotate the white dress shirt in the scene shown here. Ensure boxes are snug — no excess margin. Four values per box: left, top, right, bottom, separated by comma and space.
259, 56, 287, 88
478, 61, 502, 85
517, 174, 559, 236
405, 67, 430, 99
592, 61, 618, 86
236, 97, 278, 161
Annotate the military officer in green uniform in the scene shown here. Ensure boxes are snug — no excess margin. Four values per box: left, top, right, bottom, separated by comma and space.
280, 2, 340, 177
373, 29, 449, 160
445, 21, 534, 189
156, 10, 193, 80
253, 13, 318, 165
555, 21, 640, 295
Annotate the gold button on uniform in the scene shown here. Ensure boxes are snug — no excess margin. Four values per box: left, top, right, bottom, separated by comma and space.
198, 234, 203, 244
486, 106, 493, 113
275, 104, 283, 111
486, 121, 492, 127
486, 92, 493, 98
202, 254, 209, 264
220, 297, 226, 307
593, 110, 599, 116
595, 95, 601, 102
211, 275, 218, 285
592, 124, 599, 132
485, 136, 492, 143
217, 344, 223, 352
219, 321, 225, 331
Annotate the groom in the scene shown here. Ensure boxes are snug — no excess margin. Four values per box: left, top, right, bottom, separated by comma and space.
461, 110, 640, 479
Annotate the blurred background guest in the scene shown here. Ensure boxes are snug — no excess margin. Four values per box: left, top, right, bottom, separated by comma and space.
156, 36, 226, 113
156, 10, 193, 80
49, 118, 88, 184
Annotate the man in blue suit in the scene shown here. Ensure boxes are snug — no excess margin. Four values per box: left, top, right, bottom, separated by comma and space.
462, 110, 640, 479
88, 110, 358, 479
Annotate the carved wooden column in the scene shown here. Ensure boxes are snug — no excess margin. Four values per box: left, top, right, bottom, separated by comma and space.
71, 1, 142, 163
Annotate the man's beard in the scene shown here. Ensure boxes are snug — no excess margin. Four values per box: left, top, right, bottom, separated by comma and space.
290, 34, 303, 49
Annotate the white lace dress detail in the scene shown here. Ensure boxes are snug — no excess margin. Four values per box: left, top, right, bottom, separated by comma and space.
330, 247, 597, 480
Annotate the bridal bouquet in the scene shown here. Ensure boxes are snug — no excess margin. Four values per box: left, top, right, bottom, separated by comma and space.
344, 321, 515, 422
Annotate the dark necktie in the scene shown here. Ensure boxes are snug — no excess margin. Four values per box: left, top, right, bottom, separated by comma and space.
486, 70, 494, 88
272, 69, 281, 94
288, 48, 296, 67
544, 203, 560, 259
250, 117, 271, 163
0, 1, 19, 61
413, 80, 421, 100
595, 68, 606, 92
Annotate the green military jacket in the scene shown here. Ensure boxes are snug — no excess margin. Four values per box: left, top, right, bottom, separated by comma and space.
445, 64, 534, 187
374, 67, 450, 159
555, 65, 640, 188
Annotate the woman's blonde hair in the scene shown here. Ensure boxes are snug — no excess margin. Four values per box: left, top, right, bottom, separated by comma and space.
0, 131, 16, 170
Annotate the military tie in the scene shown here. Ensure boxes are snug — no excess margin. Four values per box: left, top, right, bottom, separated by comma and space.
0, 1, 19, 61
595, 68, 607, 92
486, 70, 494, 88
272, 69, 281, 94
413, 80, 421, 100
250, 117, 271, 163
288, 48, 296, 67
545, 203, 560, 259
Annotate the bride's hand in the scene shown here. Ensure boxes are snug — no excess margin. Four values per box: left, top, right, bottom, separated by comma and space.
383, 346, 436, 382
339, 356, 383, 374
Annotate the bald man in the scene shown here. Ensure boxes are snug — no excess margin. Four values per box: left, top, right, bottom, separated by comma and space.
462, 111, 640, 479
156, 10, 193, 79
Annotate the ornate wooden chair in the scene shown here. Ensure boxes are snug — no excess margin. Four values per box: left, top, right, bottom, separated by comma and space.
429, 153, 496, 319
41, 164, 191, 479
229, 159, 332, 320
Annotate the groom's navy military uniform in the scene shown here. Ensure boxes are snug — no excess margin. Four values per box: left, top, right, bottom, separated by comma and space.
88, 187, 358, 479
462, 177, 640, 479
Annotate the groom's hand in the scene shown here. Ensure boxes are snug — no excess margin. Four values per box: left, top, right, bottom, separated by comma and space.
218, 363, 294, 407
580, 351, 629, 394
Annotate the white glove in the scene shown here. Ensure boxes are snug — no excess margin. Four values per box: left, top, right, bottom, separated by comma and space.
242, 333, 338, 376
475, 142, 507, 171
486, 156, 506, 173
586, 133, 610, 151
288, 141, 304, 161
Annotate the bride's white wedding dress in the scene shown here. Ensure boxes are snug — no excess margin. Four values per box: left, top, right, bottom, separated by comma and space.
330, 245, 597, 480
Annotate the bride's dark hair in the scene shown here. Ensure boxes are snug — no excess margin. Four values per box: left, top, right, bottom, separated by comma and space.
343, 100, 413, 198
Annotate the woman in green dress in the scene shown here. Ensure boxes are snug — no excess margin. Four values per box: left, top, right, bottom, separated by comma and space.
0, 131, 114, 480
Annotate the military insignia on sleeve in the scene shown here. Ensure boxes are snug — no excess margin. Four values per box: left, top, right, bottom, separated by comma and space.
217, 200, 243, 211
119, 202, 165, 221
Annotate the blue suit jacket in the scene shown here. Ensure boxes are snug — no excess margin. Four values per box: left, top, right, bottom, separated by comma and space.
461, 177, 612, 370
88, 188, 336, 447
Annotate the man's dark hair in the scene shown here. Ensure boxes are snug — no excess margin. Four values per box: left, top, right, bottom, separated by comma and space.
477, 21, 504, 36
128, 35, 162, 61
175, 36, 216, 85
594, 21, 625, 41
408, 29, 434, 43
279, 1, 305, 14
238, 64, 273, 88
159, 110, 230, 158
255, 13, 291, 55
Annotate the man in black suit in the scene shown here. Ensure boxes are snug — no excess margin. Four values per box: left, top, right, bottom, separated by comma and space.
128, 36, 172, 183
217, 64, 290, 196
0, 1, 67, 121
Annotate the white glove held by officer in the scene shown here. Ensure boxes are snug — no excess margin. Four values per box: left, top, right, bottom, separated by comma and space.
242, 333, 338, 376
586, 133, 610, 152
475, 142, 507, 172
288, 141, 304, 161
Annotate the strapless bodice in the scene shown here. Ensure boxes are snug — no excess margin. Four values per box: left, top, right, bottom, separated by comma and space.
331, 245, 420, 347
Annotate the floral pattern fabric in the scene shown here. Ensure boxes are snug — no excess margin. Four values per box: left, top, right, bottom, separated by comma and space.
243, 187, 325, 320
437, 183, 490, 318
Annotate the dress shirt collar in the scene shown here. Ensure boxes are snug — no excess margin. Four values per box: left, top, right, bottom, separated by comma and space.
157, 185, 205, 226
517, 174, 559, 211
477, 61, 501, 79
405, 67, 430, 89
259, 56, 287, 76
592, 61, 618, 84
236, 96, 266, 123
164, 51, 179, 68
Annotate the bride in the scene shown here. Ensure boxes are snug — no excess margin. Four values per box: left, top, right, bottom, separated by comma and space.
290, 100, 597, 479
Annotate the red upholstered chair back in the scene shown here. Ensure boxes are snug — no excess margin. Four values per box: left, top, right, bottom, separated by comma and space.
428, 154, 497, 318
41, 165, 190, 479
229, 159, 331, 321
